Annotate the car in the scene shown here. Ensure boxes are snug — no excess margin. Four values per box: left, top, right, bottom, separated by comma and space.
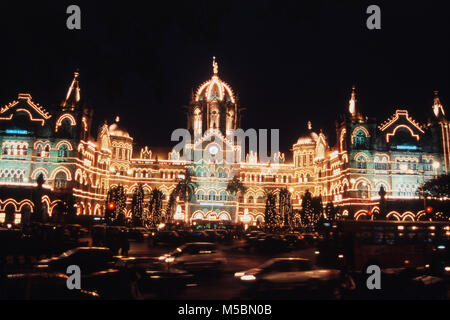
152, 231, 182, 246
159, 242, 227, 272
185, 231, 209, 242
127, 227, 150, 242
204, 230, 225, 242
0, 272, 100, 300
283, 233, 308, 249
115, 256, 195, 298
35, 247, 116, 274
235, 257, 342, 298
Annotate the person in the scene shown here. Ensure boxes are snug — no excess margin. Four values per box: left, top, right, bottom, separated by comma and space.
121, 232, 130, 256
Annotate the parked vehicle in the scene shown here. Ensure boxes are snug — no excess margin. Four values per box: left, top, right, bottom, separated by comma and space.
159, 242, 226, 272
127, 227, 150, 242
152, 231, 182, 247
0, 272, 100, 300
283, 233, 308, 249
35, 247, 116, 274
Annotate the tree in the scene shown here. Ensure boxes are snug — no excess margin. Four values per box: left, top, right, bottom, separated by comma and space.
148, 189, 164, 227
325, 201, 337, 222
226, 175, 247, 197
131, 184, 145, 226
419, 174, 450, 198
300, 190, 322, 230
264, 190, 279, 231
106, 185, 127, 225
166, 190, 177, 221
31, 174, 45, 223
175, 169, 197, 202
279, 188, 293, 229
227, 175, 247, 223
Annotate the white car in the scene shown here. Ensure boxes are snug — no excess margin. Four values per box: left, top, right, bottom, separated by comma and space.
235, 257, 342, 295
159, 242, 227, 271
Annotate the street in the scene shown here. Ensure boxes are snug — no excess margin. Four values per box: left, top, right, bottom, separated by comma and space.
128, 239, 316, 300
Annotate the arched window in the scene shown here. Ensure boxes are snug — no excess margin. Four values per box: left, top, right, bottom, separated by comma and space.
55, 171, 67, 189
193, 108, 202, 134
357, 182, 369, 199
58, 145, 69, 158
354, 130, 368, 149
356, 155, 367, 169
208, 191, 216, 201
44, 145, 50, 157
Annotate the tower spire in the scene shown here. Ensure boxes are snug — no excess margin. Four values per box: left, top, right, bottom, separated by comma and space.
433, 90, 446, 119
212, 56, 218, 75
62, 70, 81, 110
349, 85, 357, 116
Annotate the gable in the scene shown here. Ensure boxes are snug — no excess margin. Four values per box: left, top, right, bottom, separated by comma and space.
378, 109, 424, 143
0, 93, 51, 127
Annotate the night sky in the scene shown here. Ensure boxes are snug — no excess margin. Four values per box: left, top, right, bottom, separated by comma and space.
0, 0, 449, 155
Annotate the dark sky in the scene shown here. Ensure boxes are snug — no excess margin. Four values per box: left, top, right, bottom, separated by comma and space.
0, 0, 449, 154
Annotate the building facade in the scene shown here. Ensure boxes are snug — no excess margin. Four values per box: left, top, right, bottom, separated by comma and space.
0, 60, 449, 225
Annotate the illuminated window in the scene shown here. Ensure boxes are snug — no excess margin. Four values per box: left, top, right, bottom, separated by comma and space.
354, 130, 368, 149
55, 171, 67, 189
58, 145, 68, 158
356, 155, 367, 169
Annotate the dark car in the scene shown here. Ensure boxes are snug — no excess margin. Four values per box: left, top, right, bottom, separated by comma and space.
204, 230, 225, 242
35, 247, 116, 274
0, 272, 100, 300
284, 233, 308, 249
114, 256, 195, 298
127, 227, 150, 242
152, 231, 182, 246
82, 268, 143, 300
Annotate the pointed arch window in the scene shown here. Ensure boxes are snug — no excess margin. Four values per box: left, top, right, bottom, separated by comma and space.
354, 130, 368, 149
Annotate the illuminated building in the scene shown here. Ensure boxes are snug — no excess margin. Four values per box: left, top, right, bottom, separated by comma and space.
0, 60, 448, 225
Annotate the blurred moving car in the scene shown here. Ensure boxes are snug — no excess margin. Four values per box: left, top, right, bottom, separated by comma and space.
114, 256, 195, 297
0, 272, 100, 300
35, 247, 116, 274
159, 242, 226, 272
234, 257, 342, 298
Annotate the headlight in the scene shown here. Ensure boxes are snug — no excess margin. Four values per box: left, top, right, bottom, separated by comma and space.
165, 257, 175, 263
234, 272, 245, 278
158, 255, 167, 261
241, 275, 256, 281
36, 264, 49, 268
445, 266, 450, 272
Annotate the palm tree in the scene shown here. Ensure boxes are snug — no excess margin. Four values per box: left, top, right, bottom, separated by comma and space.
171, 168, 197, 222
227, 176, 247, 222
226, 175, 247, 197
175, 168, 197, 202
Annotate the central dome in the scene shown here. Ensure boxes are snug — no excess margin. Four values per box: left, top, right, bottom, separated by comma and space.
109, 116, 131, 138
195, 57, 235, 103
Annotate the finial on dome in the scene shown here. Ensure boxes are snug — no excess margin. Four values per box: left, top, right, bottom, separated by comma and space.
115, 116, 120, 123
212, 56, 218, 75
307, 121, 312, 130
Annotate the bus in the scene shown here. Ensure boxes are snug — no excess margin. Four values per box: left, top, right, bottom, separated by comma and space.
316, 220, 450, 272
